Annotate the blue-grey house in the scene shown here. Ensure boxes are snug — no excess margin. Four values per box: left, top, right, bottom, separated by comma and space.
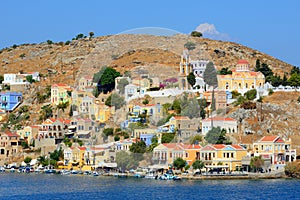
140, 133, 154, 146
0, 92, 22, 111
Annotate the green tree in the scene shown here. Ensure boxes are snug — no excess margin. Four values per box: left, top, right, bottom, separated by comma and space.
63, 136, 72, 147
288, 73, 300, 86
117, 78, 129, 94
56, 101, 69, 113
92, 87, 100, 98
192, 160, 205, 170
219, 67, 232, 75
203, 62, 218, 88
75, 33, 84, 40
211, 89, 216, 111
172, 99, 181, 114
190, 134, 202, 144
89, 31, 94, 38
103, 128, 114, 137
19, 53, 26, 58
181, 98, 200, 118
184, 41, 196, 51
187, 72, 196, 87
161, 132, 175, 143
250, 156, 264, 172
105, 93, 125, 110
205, 127, 229, 144
130, 140, 147, 154
114, 135, 120, 141
244, 89, 257, 100
24, 156, 32, 164
39, 104, 53, 121
50, 148, 63, 161
93, 67, 121, 93
173, 157, 186, 170
290, 66, 300, 75
255, 59, 261, 72
147, 136, 159, 152
25, 75, 34, 83
46, 40, 53, 44
191, 31, 202, 37
142, 99, 149, 105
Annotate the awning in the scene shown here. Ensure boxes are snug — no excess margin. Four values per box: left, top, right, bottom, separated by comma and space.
68, 125, 76, 129
205, 165, 229, 168
97, 162, 117, 168
77, 131, 91, 135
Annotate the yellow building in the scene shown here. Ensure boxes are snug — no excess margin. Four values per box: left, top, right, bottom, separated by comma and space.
217, 60, 265, 92
51, 84, 72, 105
93, 100, 113, 123
253, 135, 296, 166
152, 143, 201, 168
17, 125, 39, 145
200, 144, 247, 172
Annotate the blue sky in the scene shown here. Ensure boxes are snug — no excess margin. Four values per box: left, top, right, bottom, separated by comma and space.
1, 0, 299, 66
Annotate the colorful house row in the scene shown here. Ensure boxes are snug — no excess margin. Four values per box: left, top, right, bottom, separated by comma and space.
152, 143, 201, 168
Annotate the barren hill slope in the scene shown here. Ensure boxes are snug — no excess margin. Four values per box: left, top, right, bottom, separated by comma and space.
0, 34, 294, 88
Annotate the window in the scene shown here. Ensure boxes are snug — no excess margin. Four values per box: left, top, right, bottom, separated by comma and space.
186, 153, 188, 157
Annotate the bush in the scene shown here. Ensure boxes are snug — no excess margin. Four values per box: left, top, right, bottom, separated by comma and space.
268, 88, 274, 96
191, 31, 202, 37
244, 89, 257, 100
184, 41, 196, 51
114, 135, 120, 141
47, 40, 53, 45
65, 40, 71, 45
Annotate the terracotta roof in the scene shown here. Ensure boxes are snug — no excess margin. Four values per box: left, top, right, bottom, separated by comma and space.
77, 147, 86, 151
230, 144, 245, 150
52, 83, 68, 87
162, 143, 177, 148
237, 60, 249, 64
201, 145, 216, 151
202, 117, 236, 122
173, 116, 190, 120
259, 136, 281, 143
30, 125, 39, 128
5, 132, 19, 137
212, 144, 226, 149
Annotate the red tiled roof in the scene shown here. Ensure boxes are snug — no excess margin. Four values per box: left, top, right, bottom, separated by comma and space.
162, 143, 177, 148
5, 132, 19, 137
259, 136, 279, 142
237, 60, 249, 64
77, 147, 86, 151
173, 116, 190, 120
202, 117, 236, 122
52, 83, 68, 87
201, 145, 216, 151
230, 144, 245, 150
212, 144, 226, 149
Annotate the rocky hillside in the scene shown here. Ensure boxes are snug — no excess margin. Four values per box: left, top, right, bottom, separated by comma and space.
0, 34, 294, 88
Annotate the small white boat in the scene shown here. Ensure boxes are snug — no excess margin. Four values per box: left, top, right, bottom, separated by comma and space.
61, 170, 71, 175
92, 171, 99, 176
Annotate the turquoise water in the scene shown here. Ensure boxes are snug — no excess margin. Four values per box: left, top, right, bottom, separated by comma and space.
0, 173, 299, 200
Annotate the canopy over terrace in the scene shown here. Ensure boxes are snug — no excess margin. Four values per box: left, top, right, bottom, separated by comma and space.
204, 165, 229, 173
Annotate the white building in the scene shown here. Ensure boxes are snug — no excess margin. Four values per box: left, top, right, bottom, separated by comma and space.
202, 117, 238, 135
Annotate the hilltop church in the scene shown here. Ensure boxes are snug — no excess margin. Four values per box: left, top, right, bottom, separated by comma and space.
217, 60, 265, 93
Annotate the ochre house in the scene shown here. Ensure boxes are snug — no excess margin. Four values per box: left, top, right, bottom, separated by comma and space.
200, 144, 247, 172
217, 60, 265, 92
